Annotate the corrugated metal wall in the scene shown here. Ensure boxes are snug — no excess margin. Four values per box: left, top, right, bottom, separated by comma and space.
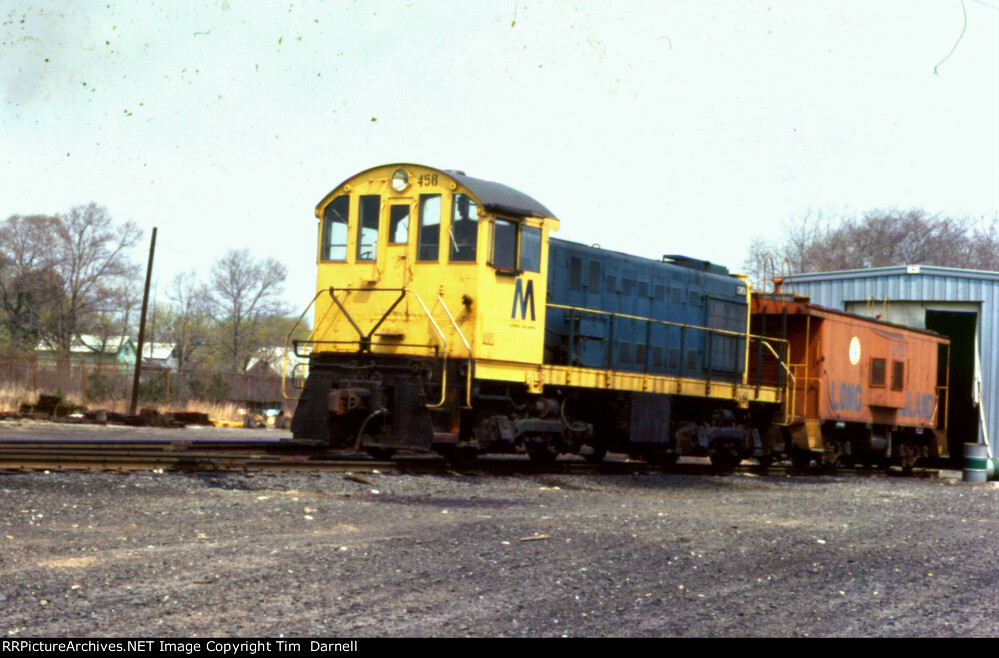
785, 266, 999, 453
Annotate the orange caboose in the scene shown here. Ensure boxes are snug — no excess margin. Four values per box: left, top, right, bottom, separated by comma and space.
751, 293, 949, 469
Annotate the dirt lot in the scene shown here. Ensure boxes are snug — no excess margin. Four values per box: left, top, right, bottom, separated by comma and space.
1, 426, 997, 638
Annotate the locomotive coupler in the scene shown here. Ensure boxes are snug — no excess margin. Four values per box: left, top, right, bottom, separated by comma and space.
328, 388, 367, 416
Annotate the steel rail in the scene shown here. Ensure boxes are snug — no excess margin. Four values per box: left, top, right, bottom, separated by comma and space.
0, 443, 940, 478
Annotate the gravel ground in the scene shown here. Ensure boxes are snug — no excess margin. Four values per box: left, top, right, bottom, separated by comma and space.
1, 434, 997, 638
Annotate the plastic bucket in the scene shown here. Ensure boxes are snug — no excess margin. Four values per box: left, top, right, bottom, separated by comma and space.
963, 443, 989, 483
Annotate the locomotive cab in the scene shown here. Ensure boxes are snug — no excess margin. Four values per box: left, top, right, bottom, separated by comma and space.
291, 164, 560, 456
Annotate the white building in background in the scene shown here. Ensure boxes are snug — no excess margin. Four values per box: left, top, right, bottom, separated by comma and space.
136, 342, 179, 371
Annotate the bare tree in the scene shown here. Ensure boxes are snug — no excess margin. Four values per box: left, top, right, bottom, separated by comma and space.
162, 270, 212, 368
968, 216, 999, 271
50, 203, 143, 352
0, 214, 65, 352
207, 249, 290, 372
84, 279, 141, 362
743, 208, 998, 289
0, 205, 142, 353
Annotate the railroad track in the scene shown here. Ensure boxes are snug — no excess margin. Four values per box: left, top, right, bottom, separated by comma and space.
0, 439, 940, 478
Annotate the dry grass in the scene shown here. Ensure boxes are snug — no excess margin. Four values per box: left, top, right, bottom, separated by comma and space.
0, 385, 34, 413
0, 388, 248, 424
171, 400, 246, 424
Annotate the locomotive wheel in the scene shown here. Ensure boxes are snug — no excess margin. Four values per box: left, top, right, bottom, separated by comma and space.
526, 439, 560, 464
709, 453, 741, 470
581, 445, 608, 464
434, 445, 479, 463
755, 453, 775, 468
365, 447, 396, 460
643, 447, 679, 468
657, 452, 680, 468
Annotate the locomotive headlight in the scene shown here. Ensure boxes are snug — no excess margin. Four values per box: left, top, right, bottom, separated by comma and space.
391, 169, 410, 192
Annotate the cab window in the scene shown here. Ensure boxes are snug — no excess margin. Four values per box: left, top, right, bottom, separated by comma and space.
520, 225, 542, 272
417, 194, 441, 261
389, 204, 409, 244
449, 194, 478, 262
491, 218, 542, 273
322, 195, 349, 261
492, 218, 517, 270
357, 195, 380, 260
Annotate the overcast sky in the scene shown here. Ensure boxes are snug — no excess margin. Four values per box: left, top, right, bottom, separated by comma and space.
2, 0, 997, 311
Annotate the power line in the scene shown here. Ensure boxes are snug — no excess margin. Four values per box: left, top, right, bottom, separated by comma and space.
934, 0, 968, 76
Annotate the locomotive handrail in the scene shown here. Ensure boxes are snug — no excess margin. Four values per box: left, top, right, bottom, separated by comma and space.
292, 339, 441, 355
545, 302, 770, 341
545, 304, 789, 348
344, 286, 450, 409
282, 286, 452, 408
548, 301, 794, 410
435, 291, 474, 409
282, 289, 327, 400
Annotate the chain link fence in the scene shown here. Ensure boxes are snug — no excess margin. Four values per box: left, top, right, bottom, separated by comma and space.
0, 354, 298, 412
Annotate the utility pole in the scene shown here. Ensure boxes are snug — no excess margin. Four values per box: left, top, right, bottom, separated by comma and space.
129, 227, 157, 416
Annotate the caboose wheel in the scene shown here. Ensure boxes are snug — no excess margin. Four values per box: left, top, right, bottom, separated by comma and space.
790, 448, 813, 469
836, 455, 856, 468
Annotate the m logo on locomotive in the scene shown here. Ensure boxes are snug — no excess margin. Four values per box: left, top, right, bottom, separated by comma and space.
511, 278, 536, 321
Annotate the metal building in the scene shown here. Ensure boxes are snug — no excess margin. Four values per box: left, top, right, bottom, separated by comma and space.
784, 265, 999, 458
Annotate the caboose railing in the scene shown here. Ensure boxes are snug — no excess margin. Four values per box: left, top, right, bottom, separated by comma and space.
760, 340, 802, 425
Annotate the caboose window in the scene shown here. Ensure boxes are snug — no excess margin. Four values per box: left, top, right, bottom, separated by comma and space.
870, 358, 886, 387
417, 194, 441, 261
492, 218, 517, 270
450, 194, 478, 262
357, 195, 380, 261
892, 361, 905, 391
322, 195, 349, 261
520, 226, 542, 272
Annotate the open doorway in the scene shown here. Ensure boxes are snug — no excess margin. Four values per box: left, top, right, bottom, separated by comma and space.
925, 310, 979, 460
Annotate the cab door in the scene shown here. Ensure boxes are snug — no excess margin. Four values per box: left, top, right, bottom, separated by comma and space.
384, 201, 413, 288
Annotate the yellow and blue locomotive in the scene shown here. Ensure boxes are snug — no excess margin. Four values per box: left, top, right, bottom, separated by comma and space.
289, 164, 786, 465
